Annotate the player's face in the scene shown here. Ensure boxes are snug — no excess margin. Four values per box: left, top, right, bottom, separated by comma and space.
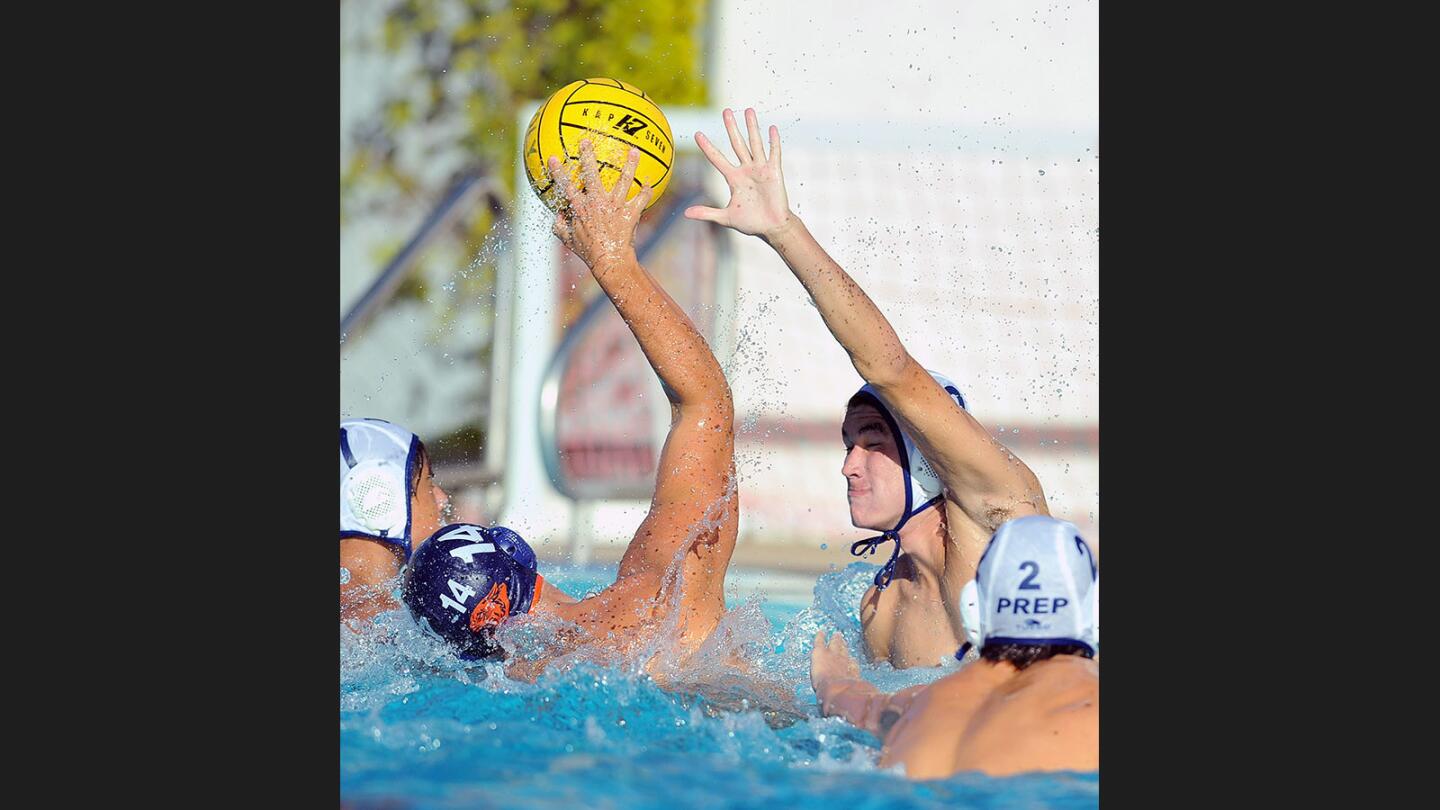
841, 404, 907, 530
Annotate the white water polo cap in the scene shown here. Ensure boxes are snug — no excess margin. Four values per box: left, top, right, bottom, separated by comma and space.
340, 417, 422, 559
958, 515, 1099, 657
848, 371, 968, 589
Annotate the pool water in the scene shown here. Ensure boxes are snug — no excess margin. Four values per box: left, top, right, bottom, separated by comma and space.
340, 562, 1099, 809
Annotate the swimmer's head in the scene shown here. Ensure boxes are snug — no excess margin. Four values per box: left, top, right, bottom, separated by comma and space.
959, 515, 1099, 663
402, 523, 545, 660
843, 372, 967, 532
340, 417, 451, 560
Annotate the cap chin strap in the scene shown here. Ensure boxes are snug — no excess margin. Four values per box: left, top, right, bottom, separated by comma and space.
849, 495, 944, 590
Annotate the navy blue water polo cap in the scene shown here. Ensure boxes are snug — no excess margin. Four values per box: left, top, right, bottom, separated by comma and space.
488, 525, 537, 572
402, 523, 545, 659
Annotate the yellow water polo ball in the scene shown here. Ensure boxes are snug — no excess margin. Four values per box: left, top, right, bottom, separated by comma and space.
523, 78, 674, 212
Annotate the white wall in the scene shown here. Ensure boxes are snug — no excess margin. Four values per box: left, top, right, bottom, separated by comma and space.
705, 0, 1100, 550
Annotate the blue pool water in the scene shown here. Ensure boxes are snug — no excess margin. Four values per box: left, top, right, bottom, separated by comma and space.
341, 563, 1099, 809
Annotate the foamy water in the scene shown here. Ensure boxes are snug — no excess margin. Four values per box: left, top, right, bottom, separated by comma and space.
341, 562, 1098, 808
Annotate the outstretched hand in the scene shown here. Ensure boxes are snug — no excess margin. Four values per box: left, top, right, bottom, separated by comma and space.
685, 108, 793, 239
548, 139, 653, 271
810, 630, 861, 712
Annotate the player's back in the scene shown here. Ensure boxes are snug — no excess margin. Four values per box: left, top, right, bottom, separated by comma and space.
881, 656, 1098, 779
953, 656, 1098, 776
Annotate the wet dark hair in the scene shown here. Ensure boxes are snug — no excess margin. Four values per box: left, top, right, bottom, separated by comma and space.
846, 391, 885, 415
410, 440, 430, 496
981, 642, 1093, 670
844, 392, 899, 444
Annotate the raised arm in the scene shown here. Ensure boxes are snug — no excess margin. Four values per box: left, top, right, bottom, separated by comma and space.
547, 143, 736, 584
685, 109, 1047, 533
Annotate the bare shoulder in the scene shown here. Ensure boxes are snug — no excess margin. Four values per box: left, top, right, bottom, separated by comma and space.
945, 658, 1098, 776
925, 662, 999, 702
340, 539, 404, 619
1005, 657, 1099, 718
1020, 656, 1099, 689
888, 666, 992, 729
859, 582, 896, 659
927, 658, 1096, 717
340, 538, 403, 584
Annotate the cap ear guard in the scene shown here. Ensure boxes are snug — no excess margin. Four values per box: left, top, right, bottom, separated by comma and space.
342, 458, 408, 539
340, 419, 422, 559
907, 379, 967, 498
488, 525, 538, 572
960, 578, 983, 650
1090, 576, 1099, 650
1069, 536, 1099, 655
